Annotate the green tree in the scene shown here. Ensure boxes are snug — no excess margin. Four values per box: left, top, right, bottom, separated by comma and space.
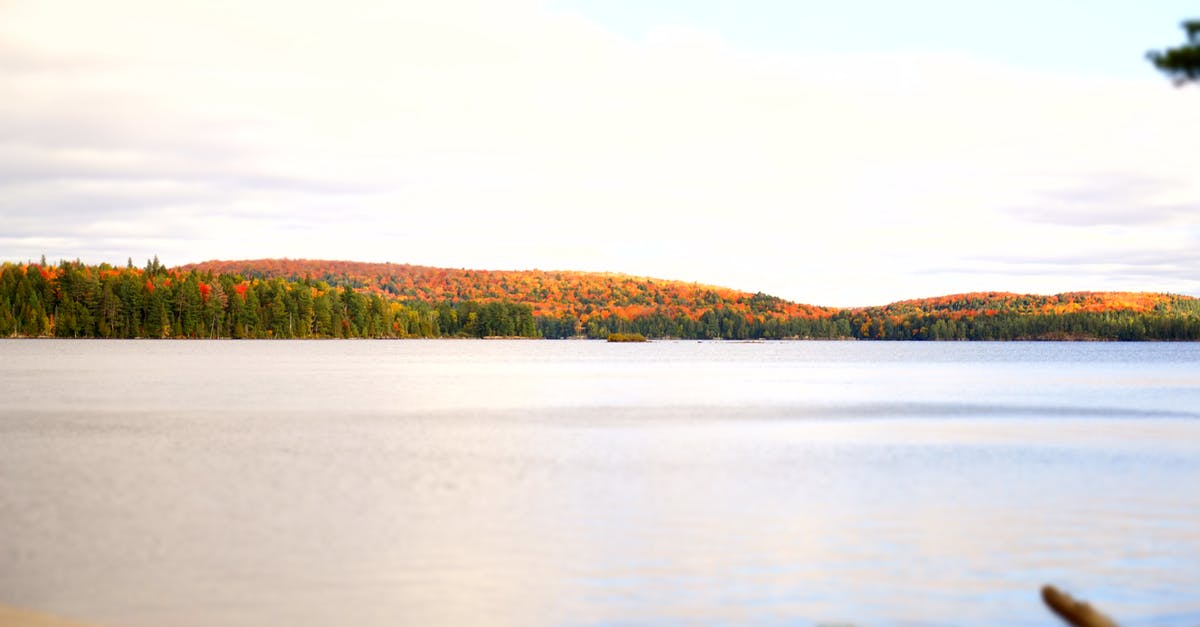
144, 287, 171, 338
54, 293, 93, 338
241, 285, 262, 338
175, 274, 203, 337
0, 295, 15, 336
268, 280, 290, 338
1148, 20, 1200, 84
294, 286, 315, 337
313, 292, 334, 336
204, 281, 227, 338
368, 294, 389, 337
97, 281, 120, 337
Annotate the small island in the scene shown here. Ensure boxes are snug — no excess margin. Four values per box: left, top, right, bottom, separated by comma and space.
607, 333, 648, 343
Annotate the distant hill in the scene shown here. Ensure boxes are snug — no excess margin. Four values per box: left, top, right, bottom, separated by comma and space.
871, 291, 1192, 316
179, 258, 835, 321
864, 289, 1190, 317
848, 291, 1200, 340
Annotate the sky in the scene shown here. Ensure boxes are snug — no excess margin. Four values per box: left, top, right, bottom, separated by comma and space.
1, 0, 1198, 306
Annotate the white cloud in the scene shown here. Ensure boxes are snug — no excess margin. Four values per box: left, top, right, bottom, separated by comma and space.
1, 0, 1198, 305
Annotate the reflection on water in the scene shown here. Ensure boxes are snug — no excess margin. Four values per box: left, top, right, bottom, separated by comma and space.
1, 340, 1199, 626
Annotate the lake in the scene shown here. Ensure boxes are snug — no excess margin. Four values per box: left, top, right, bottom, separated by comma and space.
1, 339, 1199, 626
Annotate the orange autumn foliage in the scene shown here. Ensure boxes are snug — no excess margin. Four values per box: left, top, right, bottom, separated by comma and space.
872, 291, 1181, 318
181, 258, 835, 322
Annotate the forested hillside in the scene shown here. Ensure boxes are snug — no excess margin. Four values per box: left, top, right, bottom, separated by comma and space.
180, 259, 832, 321
845, 291, 1200, 340
0, 258, 834, 339
3, 258, 1199, 340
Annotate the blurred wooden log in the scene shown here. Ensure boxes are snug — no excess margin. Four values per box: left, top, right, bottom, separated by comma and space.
1042, 585, 1119, 627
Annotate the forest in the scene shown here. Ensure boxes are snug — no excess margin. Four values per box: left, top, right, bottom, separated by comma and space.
3, 258, 1200, 340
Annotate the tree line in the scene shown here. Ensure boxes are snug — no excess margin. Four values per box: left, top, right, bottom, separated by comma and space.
563, 307, 1200, 341
1, 260, 537, 339
3, 259, 1199, 340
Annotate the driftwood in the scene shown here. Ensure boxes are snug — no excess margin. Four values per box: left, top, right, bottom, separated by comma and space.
1042, 585, 1119, 627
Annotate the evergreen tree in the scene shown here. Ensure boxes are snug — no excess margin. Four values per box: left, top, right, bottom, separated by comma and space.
144, 288, 170, 338
1148, 20, 1200, 84
241, 286, 262, 338
203, 281, 227, 338
313, 292, 334, 336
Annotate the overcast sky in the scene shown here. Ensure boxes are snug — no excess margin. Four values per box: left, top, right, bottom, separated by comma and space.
2, 0, 1198, 305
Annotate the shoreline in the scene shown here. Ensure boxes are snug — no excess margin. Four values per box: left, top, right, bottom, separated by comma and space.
0, 336, 1183, 342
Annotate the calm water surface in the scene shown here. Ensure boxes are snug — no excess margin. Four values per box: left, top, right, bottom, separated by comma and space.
1, 340, 1199, 626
